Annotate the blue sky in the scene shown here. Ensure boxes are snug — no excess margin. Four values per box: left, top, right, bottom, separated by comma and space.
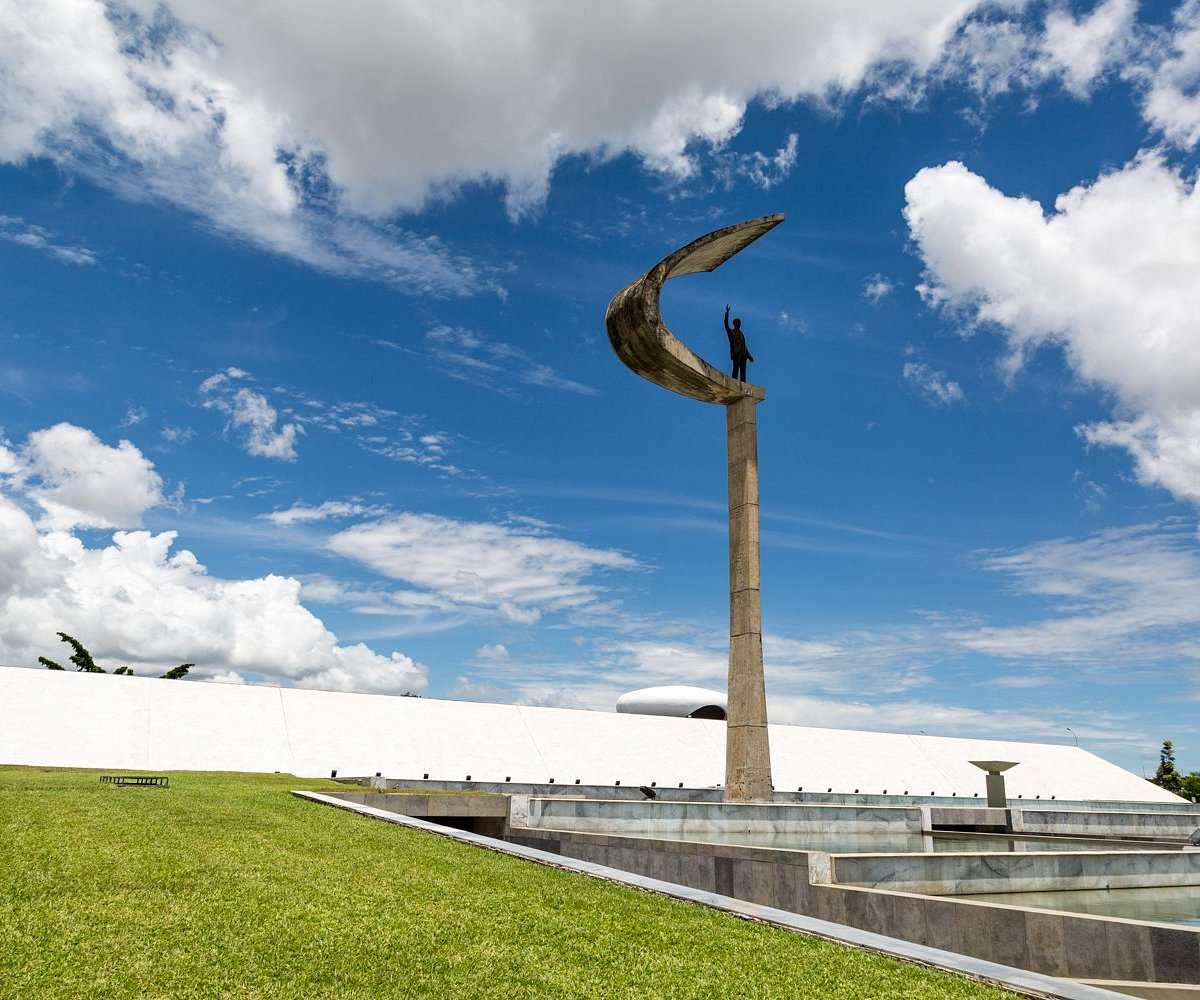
2, 0, 1200, 774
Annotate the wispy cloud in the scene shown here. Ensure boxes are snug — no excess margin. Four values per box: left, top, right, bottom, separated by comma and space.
197, 371, 470, 476
284, 393, 467, 475
0, 216, 96, 266
862, 273, 894, 303
949, 521, 1200, 667
199, 369, 302, 462
357, 434, 464, 475
903, 359, 966, 406
425, 325, 597, 398
327, 511, 637, 625
120, 405, 147, 427
712, 133, 799, 191
777, 310, 808, 334
925, 0, 1136, 103
160, 425, 196, 445
443, 625, 1152, 756
764, 692, 1148, 754
288, 396, 396, 432
441, 516, 1200, 760
263, 501, 387, 527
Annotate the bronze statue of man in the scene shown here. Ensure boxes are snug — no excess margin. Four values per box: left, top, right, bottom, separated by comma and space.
724, 304, 753, 382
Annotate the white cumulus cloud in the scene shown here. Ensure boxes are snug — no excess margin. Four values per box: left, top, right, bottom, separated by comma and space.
905, 152, 1200, 502
1140, 0, 1200, 149
11, 0, 1191, 304
0, 0, 1044, 289
0, 427, 425, 695
16, 423, 164, 530
1040, 0, 1136, 97
6, 0, 1194, 304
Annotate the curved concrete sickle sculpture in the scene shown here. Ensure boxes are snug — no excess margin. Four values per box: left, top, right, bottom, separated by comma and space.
605, 213, 783, 405
605, 214, 785, 802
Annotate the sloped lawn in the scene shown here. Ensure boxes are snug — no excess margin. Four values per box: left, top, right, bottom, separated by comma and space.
0, 767, 1018, 998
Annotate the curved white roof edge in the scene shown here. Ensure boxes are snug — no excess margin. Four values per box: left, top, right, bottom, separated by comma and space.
616, 685, 728, 718
0, 666, 1184, 803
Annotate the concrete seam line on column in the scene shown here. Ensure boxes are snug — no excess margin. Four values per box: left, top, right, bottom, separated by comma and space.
292, 791, 1131, 1000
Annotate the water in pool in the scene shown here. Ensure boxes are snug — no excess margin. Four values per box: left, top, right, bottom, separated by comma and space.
958, 884, 1200, 927
623, 828, 1173, 854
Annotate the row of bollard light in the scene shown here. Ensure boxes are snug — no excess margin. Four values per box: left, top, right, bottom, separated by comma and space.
330, 769, 1058, 800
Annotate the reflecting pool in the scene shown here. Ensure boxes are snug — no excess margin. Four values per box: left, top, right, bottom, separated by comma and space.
958, 884, 1200, 927
624, 828, 1176, 855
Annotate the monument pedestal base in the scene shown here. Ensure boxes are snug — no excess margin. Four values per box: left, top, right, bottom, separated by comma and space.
725, 394, 772, 802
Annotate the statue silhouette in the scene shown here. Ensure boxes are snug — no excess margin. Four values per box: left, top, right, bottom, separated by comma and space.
724, 304, 753, 382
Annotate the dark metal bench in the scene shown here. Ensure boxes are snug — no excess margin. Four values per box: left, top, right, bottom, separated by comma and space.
99, 775, 169, 787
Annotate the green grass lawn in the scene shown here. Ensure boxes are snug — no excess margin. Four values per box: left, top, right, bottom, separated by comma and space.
0, 767, 1019, 999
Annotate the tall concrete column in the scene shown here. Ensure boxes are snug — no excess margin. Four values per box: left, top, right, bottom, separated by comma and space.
725, 394, 772, 801
603, 214, 785, 805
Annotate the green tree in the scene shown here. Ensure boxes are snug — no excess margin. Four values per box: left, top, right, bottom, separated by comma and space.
1152, 739, 1184, 795
55, 632, 105, 673
37, 634, 191, 680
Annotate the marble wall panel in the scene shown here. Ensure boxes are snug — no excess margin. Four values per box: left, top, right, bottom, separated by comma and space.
842, 888, 869, 932
922, 898, 960, 953
1014, 808, 1200, 839
1105, 920, 1153, 983
731, 859, 754, 902
714, 855, 734, 897
811, 884, 845, 925
881, 891, 923, 946
773, 860, 798, 912
861, 888, 897, 940
988, 905, 1031, 970
747, 860, 774, 906
863, 891, 913, 942
952, 901, 996, 964
1023, 909, 1068, 978
1150, 925, 1200, 983
517, 798, 924, 838
1064, 915, 1114, 981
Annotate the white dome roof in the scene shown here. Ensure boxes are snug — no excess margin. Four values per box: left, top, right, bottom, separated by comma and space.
615, 685, 727, 720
